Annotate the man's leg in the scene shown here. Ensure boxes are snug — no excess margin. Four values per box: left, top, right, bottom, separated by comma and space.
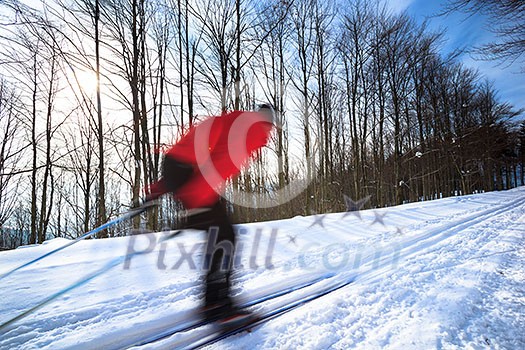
187, 201, 236, 316
160, 156, 237, 316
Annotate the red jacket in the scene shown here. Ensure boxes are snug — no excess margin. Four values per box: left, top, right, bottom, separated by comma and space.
162, 110, 273, 208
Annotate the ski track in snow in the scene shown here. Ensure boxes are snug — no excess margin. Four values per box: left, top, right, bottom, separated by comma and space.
0, 187, 524, 349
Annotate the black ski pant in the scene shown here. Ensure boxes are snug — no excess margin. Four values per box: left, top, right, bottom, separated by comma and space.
162, 155, 235, 307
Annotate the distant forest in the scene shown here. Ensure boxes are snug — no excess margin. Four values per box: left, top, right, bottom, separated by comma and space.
0, 0, 523, 249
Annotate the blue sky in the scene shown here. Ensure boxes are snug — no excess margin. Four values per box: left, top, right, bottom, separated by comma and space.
385, 0, 525, 116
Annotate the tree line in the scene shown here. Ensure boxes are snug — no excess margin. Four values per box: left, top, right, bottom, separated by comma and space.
0, 0, 523, 249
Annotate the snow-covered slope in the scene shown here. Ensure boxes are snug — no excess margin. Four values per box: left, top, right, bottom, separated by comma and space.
1, 187, 524, 349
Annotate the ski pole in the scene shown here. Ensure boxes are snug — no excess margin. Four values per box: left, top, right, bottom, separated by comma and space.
0, 229, 180, 333
0, 201, 158, 282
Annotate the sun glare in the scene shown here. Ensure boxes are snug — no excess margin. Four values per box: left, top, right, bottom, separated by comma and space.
75, 69, 99, 94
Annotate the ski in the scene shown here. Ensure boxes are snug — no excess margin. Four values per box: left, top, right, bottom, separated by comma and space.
118, 273, 335, 349
0, 200, 159, 282
165, 274, 357, 349
0, 230, 180, 333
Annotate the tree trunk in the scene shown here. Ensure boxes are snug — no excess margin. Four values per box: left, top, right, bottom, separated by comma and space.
95, 0, 107, 237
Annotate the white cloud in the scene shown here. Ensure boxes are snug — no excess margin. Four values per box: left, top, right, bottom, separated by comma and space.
384, 0, 417, 14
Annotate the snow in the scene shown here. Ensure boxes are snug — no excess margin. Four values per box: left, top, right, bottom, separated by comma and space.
1, 187, 525, 349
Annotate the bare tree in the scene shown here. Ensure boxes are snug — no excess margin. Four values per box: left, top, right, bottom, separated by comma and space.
252, 0, 292, 191
312, 0, 337, 212
190, 0, 237, 112
0, 80, 23, 231
290, 0, 317, 214
339, 0, 375, 202
444, 0, 525, 69
62, 115, 98, 235
9, 30, 60, 243
93, 0, 107, 235
518, 121, 525, 186
95, 0, 152, 226
381, 13, 416, 205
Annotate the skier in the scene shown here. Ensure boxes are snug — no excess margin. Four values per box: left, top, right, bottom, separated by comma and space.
145, 104, 275, 323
